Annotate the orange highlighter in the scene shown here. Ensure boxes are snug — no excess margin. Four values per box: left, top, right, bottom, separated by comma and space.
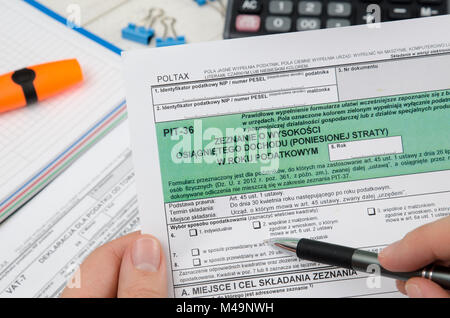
0, 59, 83, 113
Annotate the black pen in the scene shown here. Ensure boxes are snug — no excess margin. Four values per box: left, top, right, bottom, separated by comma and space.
268, 237, 450, 290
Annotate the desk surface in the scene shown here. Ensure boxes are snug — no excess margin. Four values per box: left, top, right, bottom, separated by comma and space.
41, 0, 227, 50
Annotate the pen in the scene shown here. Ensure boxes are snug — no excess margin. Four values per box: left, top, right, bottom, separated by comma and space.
0, 59, 83, 113
268, 237, 450, 290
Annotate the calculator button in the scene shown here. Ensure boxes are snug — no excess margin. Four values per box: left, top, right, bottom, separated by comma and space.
418, 0, 442, 4
419, 6, 441, 16
328, 2, 352, 17
298, 1, 322, 16
296, 18, 321, 30
389, 0, 412, 3
238, 0, 263, 14
388, 7, 412, 19
266, 16, 292, 32
269, 1, 294, 14
235, 14, 261, 32
326, 18, 351, 28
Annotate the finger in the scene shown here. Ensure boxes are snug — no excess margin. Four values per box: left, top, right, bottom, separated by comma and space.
379, 216, 450, 271
117, 234, 167, 298
61, 231, 141, 298
404, 277, 450, 298
396, 280, 407, 295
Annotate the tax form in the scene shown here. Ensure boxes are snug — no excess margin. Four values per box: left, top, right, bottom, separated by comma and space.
124, 16, 450, 298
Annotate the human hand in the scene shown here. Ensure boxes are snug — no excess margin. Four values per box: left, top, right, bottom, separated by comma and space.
61, 231, 167, 298
379, 216, 450, 298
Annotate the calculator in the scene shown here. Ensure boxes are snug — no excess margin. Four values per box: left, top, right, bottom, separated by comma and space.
223, 0, 449, 38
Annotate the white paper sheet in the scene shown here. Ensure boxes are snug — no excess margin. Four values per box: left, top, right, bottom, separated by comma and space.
123, 16, 450, 297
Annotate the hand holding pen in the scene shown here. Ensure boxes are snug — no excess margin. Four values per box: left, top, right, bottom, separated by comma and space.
270, 216, 450, 298
378, 216, 450, 297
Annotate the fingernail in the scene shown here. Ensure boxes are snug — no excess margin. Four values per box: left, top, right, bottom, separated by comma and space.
405, 283, 422, 298
131, 237, 161, 272
379, 240, 400, 259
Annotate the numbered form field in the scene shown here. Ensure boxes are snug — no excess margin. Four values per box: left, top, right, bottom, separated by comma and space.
151, 68, 338, 122
328, 136, 403, 161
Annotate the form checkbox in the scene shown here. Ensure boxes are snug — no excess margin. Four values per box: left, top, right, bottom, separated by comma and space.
253, 221, 261, 229
191, 248, 200, 256
193, 258, 201, 266
367, 208, 376, 216
189, 229, 198, 237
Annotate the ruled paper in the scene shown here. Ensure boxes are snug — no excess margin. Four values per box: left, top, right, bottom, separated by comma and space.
0, 0, 125, 208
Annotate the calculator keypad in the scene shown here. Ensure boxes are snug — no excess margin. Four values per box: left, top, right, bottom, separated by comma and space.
226, 0, 448, 38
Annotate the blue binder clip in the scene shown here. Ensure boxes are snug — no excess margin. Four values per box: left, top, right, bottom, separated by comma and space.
194, 0, 208, 5
122, 24, 154, 45
156, 36, 186, 47
121, 8, 164, 45
156, 17, 186, 48
194, 0, 225, 16
194, 0, 218, 5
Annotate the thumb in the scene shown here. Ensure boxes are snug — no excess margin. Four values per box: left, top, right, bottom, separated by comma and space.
117, 234, 168, 298
404, 278, 450, 298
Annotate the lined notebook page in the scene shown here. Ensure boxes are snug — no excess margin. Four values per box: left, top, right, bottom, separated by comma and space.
0, 0, 125, 204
